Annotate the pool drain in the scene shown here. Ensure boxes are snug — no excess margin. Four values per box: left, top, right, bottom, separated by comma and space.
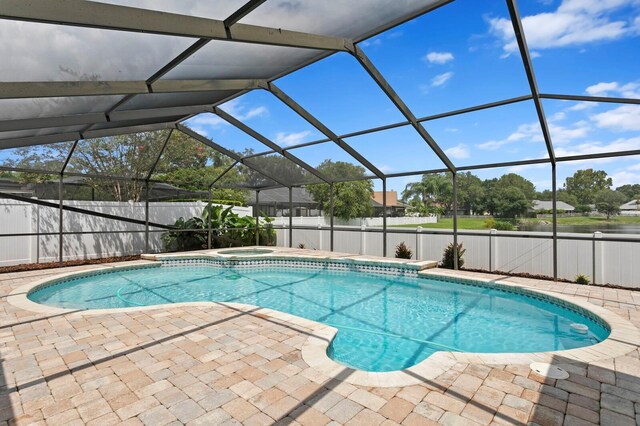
529, 363, 569, 379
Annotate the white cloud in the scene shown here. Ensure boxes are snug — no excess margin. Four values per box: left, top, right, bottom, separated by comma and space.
548, 121, 591, 143
219, 98, 269, 121
586, 81, 620, 95
424, 51, 454, 64
184, 114, 226, 136
488, 0, 639, 56
611, 170, 640, 187
445, 144, 470, 159
186, 99, 269, 135
585, 81, 640, 97
554, 136, 640, 156
431, 72, 454, 87
568, 101, 597, 111
628, 163, 640, 170
591, 105, 640, 131
274, 131, 314, 147
477, 122, 544, 150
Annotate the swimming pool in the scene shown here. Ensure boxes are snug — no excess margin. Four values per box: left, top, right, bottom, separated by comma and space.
28, 259, 609, 372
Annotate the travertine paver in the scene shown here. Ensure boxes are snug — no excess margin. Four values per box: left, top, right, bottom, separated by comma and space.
0, 253, 639, 425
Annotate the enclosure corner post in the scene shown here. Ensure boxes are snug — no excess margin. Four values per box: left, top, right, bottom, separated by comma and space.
452, 172, 458, 270
288, 187, 293, 248
552, 163, 558, 281
207, 191, 212, 250
330, 183, 334, 252
144, 182, 150, 253
382, 179, 387, 257
58, 174, 63, 264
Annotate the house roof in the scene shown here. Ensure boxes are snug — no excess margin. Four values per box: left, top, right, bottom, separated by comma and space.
532, 200, 575, 211
246, 187, 317, 205
620, 200, 640, 210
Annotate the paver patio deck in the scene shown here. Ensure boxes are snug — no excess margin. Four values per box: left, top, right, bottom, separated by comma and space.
1, 253, 639, 425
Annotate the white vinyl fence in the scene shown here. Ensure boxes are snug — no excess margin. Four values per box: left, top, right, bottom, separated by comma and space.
275, 226, 640, 288
0, 199, 251, 265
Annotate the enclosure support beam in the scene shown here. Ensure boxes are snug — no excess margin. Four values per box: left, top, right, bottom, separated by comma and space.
289, 187, 293, 248
57, 140, 78, 264
58, 175, 64, 263
0, 0, 351, 51
208, 161, 239, 189
382, 179, 387, 257
505, 0, 555, 163
453, 173, 459, 270
330, 183, 334, 252
213, 109, 331, 184
145, 183, 150, 253
349, 46, 456, 173
552, 164, 558, 281
176, 124, 291, 188
146, 129, 174, 180
207, 191, 213, 250
0, 79, 262, 100
266, 83, 386, 180
255, 190, 260, 246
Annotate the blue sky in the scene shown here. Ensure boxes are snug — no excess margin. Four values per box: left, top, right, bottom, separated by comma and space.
185, 0, 640, 193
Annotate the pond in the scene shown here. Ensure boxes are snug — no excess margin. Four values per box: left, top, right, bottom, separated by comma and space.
518, 223, 640, 234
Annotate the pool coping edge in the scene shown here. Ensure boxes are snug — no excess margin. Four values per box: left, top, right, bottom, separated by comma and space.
7, 248, 640, 388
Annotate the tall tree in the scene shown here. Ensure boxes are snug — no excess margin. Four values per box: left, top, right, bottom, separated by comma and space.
401, 173, 453, 214
456, 172, 484, 214
494, 187, 531, 218
594, 189, 626, 219
565, 169, 612, 205
615, 184, 640, 202
497, 173, 536, 200
306, 160, 373, 219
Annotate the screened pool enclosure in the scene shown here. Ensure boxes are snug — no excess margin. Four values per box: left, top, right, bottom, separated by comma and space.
0, 0, 638, 286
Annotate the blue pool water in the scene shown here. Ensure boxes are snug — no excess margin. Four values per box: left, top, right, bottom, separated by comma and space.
29, 263, 609, 372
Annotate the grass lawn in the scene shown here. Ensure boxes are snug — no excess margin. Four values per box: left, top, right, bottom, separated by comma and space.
393, 216, 640, 230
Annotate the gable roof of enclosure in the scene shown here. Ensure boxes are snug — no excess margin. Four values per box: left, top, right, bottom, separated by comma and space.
0, 0, 639, 191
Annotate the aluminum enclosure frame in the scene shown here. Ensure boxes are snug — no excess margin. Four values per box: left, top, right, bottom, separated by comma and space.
0, 0, 637, 281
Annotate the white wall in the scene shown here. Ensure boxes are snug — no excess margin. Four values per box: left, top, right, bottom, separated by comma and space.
275, 226, 640, 288
0, 200, 250, 265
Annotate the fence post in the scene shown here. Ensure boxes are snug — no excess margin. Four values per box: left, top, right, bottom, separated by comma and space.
318, 224, 323, 250
360, 225, 366, 255
490, 228, 497, 272
593, 231, 603, 285
416, 226, 422, 260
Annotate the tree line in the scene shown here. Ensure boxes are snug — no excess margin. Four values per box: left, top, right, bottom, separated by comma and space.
402, 169, 638, 219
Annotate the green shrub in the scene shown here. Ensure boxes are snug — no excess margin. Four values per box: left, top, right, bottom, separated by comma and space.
483, 218, 496, 229
162, 203, 276, 251
395, 242, 413, 259
494, 220, 515, 231
440, 243, 465, 269
575, 204, 591, 214
575, 274, 590, 285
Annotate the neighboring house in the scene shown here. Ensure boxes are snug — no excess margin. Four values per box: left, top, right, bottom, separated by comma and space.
371, 191, 408, 217
246, 187, 321, 217
530, 200, 575, 213
620, 199, 640, 216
